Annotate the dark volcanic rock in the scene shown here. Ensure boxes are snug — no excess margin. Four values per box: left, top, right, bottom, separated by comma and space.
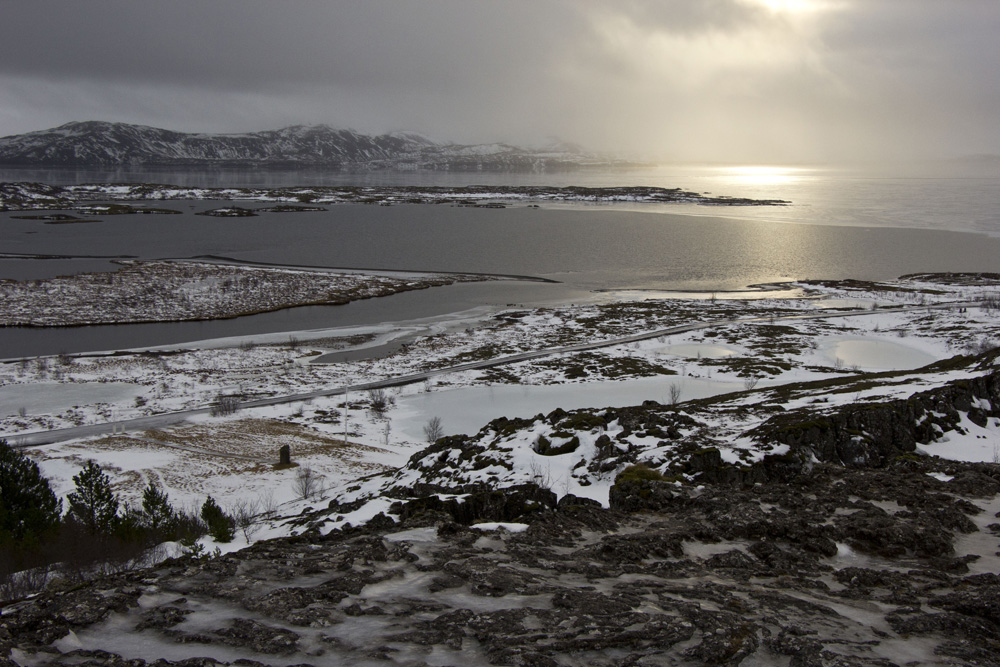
3, 460, 1000, 665
751, 369, 1000, 467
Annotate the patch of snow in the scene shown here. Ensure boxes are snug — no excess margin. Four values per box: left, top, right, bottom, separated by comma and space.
470, 522, 529, 533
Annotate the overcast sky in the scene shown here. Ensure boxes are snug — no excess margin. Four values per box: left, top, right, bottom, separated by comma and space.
1, 0, 997, 163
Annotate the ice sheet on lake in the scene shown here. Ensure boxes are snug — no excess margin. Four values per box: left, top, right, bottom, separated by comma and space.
821, 338, 936, 370
0, 381, 141, 418
394, 375, 746, 439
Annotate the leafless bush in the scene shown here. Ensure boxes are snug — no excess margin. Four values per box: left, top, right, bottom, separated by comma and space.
423, 416, 444, 443
257, 489, 278, 519
743, 376, 760, 391
293, 467, 325, 500
668, 383, 682, 406
963, 337, 999, 356
211, 393, 241, 417
367, 388, 393, 418
230, 498, 262, 542
54, 523, 154, 582
528, 459, 553, 491
980, 294, 1000, 314
0, 564, 50, 601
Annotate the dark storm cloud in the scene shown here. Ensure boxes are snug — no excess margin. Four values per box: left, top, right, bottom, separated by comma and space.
0, 2, 578, 92
1, 0, 998, 162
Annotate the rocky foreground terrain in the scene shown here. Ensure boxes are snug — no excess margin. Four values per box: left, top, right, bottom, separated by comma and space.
2, 461, 998, 666
3, 353, 1000, 666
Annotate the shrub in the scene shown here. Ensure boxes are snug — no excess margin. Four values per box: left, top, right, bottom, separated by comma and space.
211, 393, 241, 417
200, 496, 234, 543
367, 388, 392, 417
615, 464, 666, 485
293, 467, 324, 500
423, 417, 444, 443
0, 439, 62, 544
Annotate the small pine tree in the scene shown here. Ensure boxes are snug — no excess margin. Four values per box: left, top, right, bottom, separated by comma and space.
67, 460, 120, 535
140, 481, 175, 535
200, 496, 234, 543
0, 439, 62, 544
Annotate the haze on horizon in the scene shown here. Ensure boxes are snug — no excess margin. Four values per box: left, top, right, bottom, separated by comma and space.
1, 0, 997, 166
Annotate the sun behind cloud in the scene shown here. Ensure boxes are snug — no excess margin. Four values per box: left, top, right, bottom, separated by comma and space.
750, 0, 833, 13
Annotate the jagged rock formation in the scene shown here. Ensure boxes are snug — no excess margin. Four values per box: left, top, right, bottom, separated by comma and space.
4, 353, 1000, 664
0, 121, 622, 171
3, 457, 999, 666
750, 365, 1000, 469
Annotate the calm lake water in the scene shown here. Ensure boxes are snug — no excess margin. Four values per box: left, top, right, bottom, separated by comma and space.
2, 163, 999, 356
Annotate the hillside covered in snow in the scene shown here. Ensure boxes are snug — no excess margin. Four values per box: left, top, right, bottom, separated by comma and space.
0, 122, 628, 171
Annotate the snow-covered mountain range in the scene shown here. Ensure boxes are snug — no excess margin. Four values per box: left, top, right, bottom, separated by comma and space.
0, 121, 625, 171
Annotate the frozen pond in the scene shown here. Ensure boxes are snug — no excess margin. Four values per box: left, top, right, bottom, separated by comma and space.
822, 338, 937, 370
0, 382, 141, 418
395, 375, 748, 439
655, 343, 740, 359
814, 298, 879, 310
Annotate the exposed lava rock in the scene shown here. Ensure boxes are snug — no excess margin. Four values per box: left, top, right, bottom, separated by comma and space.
750, 368, 1000, 467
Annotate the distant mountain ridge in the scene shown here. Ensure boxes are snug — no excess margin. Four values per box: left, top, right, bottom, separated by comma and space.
0, 121, 624, 171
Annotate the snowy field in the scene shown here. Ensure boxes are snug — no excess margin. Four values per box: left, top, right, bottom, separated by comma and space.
3, 273, 999, 552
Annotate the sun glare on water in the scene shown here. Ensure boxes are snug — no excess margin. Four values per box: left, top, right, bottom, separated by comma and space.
719, 166, 808, 186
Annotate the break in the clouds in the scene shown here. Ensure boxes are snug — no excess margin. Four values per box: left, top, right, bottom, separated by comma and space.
0, 0, 998, 163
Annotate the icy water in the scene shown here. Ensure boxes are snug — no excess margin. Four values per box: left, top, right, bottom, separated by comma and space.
1, 163, 998, 356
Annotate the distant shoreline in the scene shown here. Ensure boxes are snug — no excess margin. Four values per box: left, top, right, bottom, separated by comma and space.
0, 260, 498, 329
0, 182, 789, 212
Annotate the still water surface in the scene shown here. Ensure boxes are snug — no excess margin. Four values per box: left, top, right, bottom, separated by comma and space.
1, 164, 998, 356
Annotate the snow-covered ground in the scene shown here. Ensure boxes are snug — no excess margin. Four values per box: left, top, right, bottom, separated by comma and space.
3, 273, 999, 552
0, 260, 490, 326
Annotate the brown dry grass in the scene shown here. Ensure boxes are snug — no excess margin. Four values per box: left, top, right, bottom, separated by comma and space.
31, 418, 394, 501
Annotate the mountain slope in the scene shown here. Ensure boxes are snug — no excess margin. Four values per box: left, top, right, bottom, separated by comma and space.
0, 121, 611, 171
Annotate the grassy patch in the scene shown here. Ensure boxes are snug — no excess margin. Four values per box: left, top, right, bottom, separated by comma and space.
615, 464, 666, 484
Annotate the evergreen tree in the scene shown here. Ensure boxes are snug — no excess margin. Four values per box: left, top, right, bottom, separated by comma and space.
140, 481, 175, 535
67, 460, 120, 534
200, 496, 234, 543
0, 439, 62, 543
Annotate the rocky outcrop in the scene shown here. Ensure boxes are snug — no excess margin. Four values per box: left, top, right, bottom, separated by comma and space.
750, 368, 1000, 467
4, 459, 999, 666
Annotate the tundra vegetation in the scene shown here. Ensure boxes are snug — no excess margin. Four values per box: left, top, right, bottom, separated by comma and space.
0, 260, 490, 326
1, 274, 1000, 663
